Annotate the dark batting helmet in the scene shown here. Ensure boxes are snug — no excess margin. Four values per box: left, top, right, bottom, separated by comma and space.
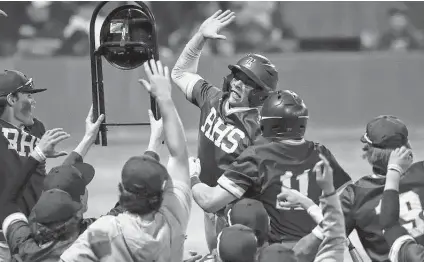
223, 54, 278, 107
260, 90, 308, 140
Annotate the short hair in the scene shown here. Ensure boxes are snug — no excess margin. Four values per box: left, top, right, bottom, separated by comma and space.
118, 183, 163, 216
362, 142, 412, 174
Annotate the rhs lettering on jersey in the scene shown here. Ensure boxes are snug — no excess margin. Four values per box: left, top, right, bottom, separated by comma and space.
2, 127, 38, 157
200, 107, 246, 154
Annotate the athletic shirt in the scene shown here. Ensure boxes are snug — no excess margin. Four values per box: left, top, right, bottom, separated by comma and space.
340, 161, 424, 262
190, 79, 261, 187
0, 118, 46, 217
218, 137, 352, 242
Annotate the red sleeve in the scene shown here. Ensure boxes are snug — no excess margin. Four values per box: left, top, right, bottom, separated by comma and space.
318, 144, 352, 190
191, 79, 221, 108
217, 146, 261, 198
339, 184, 356, 236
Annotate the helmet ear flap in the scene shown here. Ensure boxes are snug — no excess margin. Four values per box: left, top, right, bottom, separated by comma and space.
249, 90, 274, 107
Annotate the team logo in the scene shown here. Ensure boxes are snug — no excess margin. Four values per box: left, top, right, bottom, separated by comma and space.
244, 57, 255, 68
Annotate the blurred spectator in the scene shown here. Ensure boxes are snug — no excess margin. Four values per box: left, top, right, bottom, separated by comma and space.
230, 2, 298, 54
16, 1, 73, 57
378, 7, 424, 51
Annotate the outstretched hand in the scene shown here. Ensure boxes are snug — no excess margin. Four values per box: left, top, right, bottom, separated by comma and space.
199, 10, 236, 40
37, 128, 70, 158
139, 59, 172, 101
84, 105, 105, 144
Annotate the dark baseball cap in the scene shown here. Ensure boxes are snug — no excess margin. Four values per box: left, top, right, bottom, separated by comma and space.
257, 243, 297, 262
121, 155, 168, 195
0, 70, 46, 96
32, 189, 82, 224
360, 115, 408, 149
217, 224, 258, 262
226, 198, 270, 246
44, 163, 95, 203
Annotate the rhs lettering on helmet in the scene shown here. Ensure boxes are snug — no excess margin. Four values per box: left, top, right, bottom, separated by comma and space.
2, 127, 38, 157
243, 57, 255, 68
200, 108, 246, 154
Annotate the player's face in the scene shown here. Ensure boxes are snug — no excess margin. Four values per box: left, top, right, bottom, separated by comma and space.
11, 92, 35, 126
228, 71, 256, 107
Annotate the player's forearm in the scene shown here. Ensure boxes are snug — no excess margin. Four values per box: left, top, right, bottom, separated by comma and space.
192, 183, 213, 211
314, 193, 346, 262
73, 135, 94, 159
385, 170, 401, 191
171, 32, 205, 97
158, 97, 188, 160
380, 189, 401, 231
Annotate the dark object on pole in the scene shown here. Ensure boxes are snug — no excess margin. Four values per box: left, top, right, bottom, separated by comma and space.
89, 1, 160, 146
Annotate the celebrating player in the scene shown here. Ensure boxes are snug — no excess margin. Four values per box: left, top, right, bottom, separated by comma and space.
171, 10, 278, 251
380, 146, 424, 262
339, 115, 424, 261
190, 90, 352, 247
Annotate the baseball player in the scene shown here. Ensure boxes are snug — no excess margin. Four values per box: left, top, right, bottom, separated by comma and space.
190, 90, 352, 248
380, 146, 424, 262
339, 115, 424, 262
171, 10, 278, 251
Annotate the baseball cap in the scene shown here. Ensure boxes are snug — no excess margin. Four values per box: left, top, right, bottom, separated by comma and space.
0, 70, 46, 96
32, 189, 82, 224
226, 198, 270, 246
257, 243, 297, 262
360, 115, 408, 149
121, 155, 168, 195
217, 224, 258, 262
44, 163, 95, 202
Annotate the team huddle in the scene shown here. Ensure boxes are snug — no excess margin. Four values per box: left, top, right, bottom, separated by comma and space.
0, 8, 423, 262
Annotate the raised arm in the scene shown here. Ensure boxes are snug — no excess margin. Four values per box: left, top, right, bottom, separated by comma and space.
140, 59, 189, 185
62, 106, 104, 165
314, 154, 346, 262
171, 10, 235, 101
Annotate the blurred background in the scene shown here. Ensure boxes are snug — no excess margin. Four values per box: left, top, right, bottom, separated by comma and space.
0, 1, 424, 57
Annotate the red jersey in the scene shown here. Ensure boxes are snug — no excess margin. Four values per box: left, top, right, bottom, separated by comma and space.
340, 161, 424, 262
191, 79, 261, 187
218, 137, 352, 242
0, 119, 46, 216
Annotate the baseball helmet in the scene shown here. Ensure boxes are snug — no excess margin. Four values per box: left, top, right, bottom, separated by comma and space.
260, 90, 308, 140
223, 54, 278, 107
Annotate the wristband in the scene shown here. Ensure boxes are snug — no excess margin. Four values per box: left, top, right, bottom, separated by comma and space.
191, 176, 201, 188
307, 205, 324, 224
387, 164, 404, 175
321, 190, 337, 199
33, 146, 47, 162
312, 226, 324, 240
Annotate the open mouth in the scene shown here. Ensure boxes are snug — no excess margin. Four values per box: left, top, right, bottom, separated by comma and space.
231, 90, 241, 99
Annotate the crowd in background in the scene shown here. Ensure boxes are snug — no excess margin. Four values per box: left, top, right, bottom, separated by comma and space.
0, 1, 423, 58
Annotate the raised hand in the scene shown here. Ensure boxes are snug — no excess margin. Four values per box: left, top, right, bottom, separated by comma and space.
388, 146, 413, 174
314, 154, 335, 195
84, 105, 105, 144
37, 128, 70, 158
198, 10, 236, 40
139, 59, 172, 101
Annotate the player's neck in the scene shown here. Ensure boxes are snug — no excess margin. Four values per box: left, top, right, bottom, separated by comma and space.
0, 110, 24, 129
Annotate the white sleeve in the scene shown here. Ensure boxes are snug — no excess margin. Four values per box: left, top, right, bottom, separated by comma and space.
171, 33, 205, 102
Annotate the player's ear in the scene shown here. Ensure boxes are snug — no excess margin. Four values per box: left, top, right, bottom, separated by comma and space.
6, 93, 17, 106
